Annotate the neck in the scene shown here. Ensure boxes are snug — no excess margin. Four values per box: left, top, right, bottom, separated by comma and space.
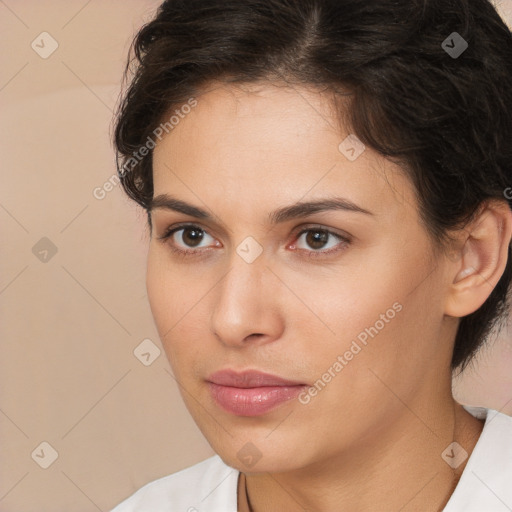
240, 397, 484, 512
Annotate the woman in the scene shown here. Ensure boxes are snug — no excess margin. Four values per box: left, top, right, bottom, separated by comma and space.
110, 0, 512, 510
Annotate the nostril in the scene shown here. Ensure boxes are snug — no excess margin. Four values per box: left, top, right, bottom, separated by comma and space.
246, 333, 264, 340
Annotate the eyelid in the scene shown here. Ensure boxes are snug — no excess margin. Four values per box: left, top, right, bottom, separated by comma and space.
157, 221, 350, 239
290, 225, 352, 258
292, 224, 352, 241
157, 222, 212, 241
158, 222, 352, 257
157, 222, 218, 251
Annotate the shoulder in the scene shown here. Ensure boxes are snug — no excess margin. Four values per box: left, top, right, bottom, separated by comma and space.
109, 455, 240, 512
444, 408, 512, 512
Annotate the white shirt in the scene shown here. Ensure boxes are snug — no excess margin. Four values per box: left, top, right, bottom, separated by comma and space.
110, 406, 512, 512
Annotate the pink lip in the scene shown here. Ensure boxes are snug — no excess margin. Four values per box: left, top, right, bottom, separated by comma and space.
207, 369, 308, 416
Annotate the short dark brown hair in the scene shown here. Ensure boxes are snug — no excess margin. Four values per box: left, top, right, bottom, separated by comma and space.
113, 0, 512, 372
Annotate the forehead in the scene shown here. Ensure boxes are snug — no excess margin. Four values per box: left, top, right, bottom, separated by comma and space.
151, 82, 416, 223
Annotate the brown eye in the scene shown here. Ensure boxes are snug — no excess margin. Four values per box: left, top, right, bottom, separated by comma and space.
304, 230, 329, 250
292, 227, 351, 259
180, 227, 205, 247
158, 224, 216, 254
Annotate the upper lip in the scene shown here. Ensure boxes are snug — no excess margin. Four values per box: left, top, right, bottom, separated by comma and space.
207, 369, 306, 388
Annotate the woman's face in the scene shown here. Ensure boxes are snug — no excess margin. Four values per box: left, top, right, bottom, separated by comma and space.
148, 82, 455, 473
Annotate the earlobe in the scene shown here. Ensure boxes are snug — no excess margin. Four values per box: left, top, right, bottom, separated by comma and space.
444, 200, 512, 317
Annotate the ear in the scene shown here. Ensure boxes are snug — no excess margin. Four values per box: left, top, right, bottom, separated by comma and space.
444, 199, 512, 317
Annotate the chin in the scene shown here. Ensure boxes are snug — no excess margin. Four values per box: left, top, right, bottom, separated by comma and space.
218, 449, 301, 474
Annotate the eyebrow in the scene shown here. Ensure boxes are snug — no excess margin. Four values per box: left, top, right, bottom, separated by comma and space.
149, 194, 374, 226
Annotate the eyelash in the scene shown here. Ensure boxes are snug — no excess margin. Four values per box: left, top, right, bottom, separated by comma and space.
157, 223, 352, 260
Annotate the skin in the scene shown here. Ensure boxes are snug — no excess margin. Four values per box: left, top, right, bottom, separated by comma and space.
147, 81, 512, 511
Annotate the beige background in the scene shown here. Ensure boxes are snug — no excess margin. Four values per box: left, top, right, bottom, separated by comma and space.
1, 1, 511, 510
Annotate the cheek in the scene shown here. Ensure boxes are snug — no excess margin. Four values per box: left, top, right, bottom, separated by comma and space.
146, 249, 174, 332
282, 258, 406, 356
313, 278, 445, 414
302, 287, 405, 384
146, 247, 197, 328
289, 250, 429, 390
146, 247, 209, 365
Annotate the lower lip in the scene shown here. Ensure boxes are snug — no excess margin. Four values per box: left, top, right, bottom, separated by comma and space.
208, 382, 307, 416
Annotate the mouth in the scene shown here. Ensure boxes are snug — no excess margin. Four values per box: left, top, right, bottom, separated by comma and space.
206, 369, 309, 417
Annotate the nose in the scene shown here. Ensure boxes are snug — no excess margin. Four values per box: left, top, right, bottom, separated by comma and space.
210, 250, 285, 348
